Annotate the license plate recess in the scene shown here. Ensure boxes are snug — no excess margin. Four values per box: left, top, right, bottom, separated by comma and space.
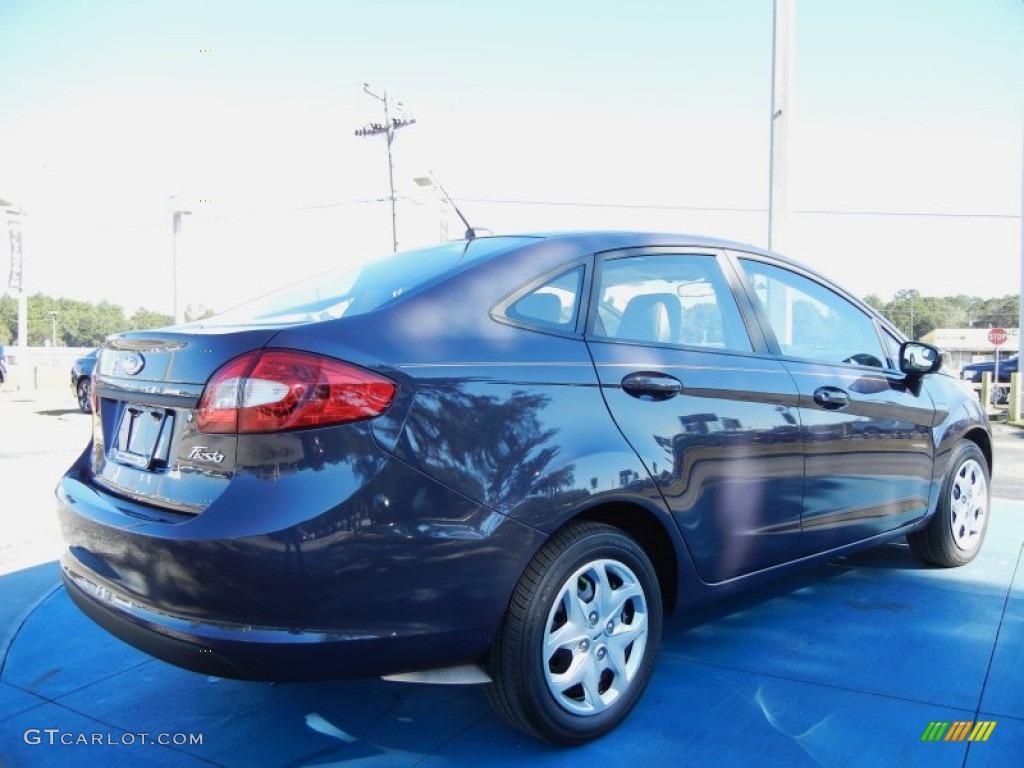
110, 406, 170, 469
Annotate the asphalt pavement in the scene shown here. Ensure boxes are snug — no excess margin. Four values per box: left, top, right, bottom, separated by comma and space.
1, 387, 1022, 766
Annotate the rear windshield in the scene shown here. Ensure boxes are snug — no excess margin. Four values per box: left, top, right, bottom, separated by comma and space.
201, 237, 537, 326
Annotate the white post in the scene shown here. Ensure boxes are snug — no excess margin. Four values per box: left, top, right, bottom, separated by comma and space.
768, 0, 793, 253
16, 212, 27, 361
1018, 124, 1024, 419
1011, 372, 1020, 422
172, 209, 184, 324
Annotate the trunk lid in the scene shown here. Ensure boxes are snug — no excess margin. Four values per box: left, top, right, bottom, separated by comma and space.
90, 328, 281, 513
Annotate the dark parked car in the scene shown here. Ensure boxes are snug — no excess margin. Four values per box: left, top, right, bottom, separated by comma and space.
961, 354, 1018, 383
69, 348, 98, 412
961, 354, 1017, 405
57, 232, 992, 744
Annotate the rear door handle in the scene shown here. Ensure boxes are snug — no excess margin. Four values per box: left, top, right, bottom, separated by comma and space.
813, 386, 850, 410
621, 371, 683, 401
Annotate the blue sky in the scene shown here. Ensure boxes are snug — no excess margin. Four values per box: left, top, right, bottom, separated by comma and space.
1, 0, 1021, 314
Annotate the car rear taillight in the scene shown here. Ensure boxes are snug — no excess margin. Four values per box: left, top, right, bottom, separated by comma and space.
197, 350, 396, 434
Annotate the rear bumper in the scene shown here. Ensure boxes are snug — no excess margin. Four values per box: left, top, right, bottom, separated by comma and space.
61, 563, 479, 680
56, 451, 547, 681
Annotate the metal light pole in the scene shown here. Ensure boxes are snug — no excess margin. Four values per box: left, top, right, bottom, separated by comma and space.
768, 0, 793, 253
170, 196, 192, 325
47, 310, 58, 347
1017, 119, 1023, 416
412, 175, 450, 242
355, 85, 416, 252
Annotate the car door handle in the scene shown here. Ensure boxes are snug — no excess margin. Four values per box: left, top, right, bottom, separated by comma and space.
621, 371, 683, 401
813, 386, 850, 410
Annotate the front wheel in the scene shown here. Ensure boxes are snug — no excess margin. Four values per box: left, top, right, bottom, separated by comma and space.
487, 521, 662, 744
908, 441, 990, 567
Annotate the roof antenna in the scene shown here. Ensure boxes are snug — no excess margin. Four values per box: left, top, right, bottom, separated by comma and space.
413, 172, 491, 240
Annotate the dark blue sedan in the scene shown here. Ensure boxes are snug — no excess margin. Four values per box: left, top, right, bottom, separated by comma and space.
961, 354, 1019, 383
57, 232, 992, 744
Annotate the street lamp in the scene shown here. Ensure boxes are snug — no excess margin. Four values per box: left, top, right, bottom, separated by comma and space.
412, 175, 450, 241
47, 310, 58, 347
412, 173, 490, 241
355, 85, 416, 252
170, 195, 192, 325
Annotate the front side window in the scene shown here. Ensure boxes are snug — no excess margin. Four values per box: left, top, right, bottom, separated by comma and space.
592, 254, 751, 352
740, 259, 887, 368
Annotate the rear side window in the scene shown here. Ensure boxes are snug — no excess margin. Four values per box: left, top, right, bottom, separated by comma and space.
592, 254, 752, 352
506, 267, 584, 330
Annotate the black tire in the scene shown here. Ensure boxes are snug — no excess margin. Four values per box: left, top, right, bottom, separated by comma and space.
908, 442, 990, 567
486, 521, 662, 745
77, 378, 92, 413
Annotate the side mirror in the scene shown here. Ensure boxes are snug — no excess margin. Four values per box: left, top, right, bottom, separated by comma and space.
899, 341, 943, 377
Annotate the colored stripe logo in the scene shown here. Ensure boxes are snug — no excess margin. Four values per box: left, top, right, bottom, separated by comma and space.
921, 721, 996, 742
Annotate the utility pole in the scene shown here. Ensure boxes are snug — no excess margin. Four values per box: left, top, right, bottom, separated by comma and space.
768, 0, 793, 253
355, 85, 416, 252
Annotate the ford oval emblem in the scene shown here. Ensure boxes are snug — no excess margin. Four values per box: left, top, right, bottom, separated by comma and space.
122, 352, 145, 376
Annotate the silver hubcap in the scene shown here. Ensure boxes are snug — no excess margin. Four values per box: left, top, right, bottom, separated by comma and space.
949, 458, 987, 552
542, 558, 648, 716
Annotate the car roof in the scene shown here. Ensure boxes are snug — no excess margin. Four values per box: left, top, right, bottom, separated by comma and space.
493, 230, 801, 269
481, 230, 829, 291
516, 230, 766, 251
477, 230, 903, 340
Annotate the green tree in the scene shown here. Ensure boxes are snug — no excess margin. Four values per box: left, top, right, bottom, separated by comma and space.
976, 295, 1018, 328
862, 294, 885, 311
865, 291, 1020, 339
13, 294, 177, 347
72, 300, 127, 346
185, 303, 217, 322
130, 308, 174, 331
0, 295, 15, 344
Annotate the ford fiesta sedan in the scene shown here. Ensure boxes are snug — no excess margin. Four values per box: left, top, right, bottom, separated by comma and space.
58, 232, 991, 744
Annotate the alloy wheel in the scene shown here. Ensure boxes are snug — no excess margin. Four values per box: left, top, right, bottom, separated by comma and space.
949, 458, 987, 552
542, 558, 649, 716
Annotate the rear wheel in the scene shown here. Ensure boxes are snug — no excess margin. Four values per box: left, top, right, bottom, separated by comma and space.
908, 442, 989, 567
487, 521, 662, 744
77, 378, 92, 413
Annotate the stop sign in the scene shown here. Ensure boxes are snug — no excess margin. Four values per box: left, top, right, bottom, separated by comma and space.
988, 327, 1008, 346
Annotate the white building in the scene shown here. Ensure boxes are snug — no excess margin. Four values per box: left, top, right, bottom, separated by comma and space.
920, 327, 1019, 372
